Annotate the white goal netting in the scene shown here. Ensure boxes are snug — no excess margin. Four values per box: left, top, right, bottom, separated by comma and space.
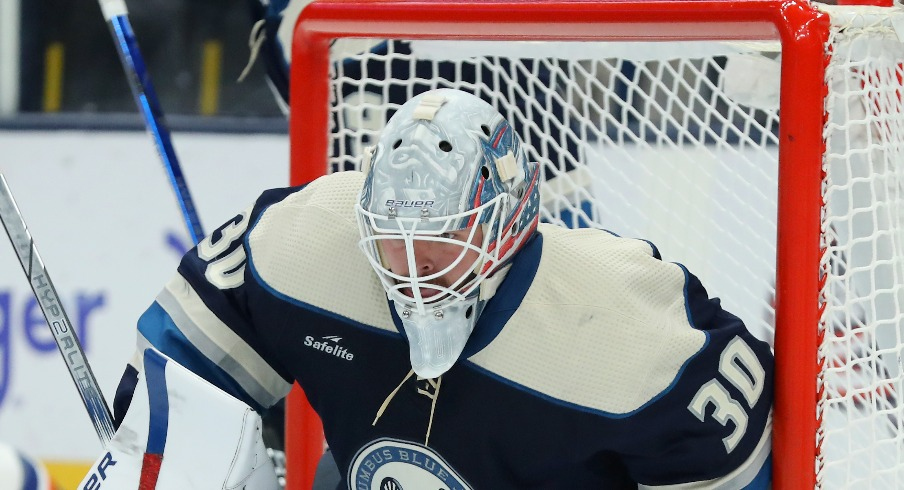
819, 5, 904, 488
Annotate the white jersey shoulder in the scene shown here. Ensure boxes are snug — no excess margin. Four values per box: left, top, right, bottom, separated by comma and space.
470, 224, 707, 415
247, 171, 395, 331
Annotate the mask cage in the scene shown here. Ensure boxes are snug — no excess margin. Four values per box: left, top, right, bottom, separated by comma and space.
356, 193, 509, 315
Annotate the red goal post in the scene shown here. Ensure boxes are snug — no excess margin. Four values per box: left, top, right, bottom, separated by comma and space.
287, 1, 904, 488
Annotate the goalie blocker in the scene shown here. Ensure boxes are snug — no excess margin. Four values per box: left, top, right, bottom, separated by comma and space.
78, 349, 279, 489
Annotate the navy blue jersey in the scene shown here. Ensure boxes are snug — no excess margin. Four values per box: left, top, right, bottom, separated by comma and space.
125, 171, 773, 489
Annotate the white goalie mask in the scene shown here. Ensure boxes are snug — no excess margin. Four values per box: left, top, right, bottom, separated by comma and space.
356, 89, 540, 378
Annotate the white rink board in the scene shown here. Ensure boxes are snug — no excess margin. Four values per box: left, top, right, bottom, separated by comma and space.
0, 129, 288, 462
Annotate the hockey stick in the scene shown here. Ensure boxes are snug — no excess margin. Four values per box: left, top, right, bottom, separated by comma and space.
97, 0, 205, 245
0, 174, 116, 446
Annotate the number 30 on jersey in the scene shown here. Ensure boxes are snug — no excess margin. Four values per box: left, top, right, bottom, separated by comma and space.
687, 336, 766, 453
197, 210, 251, 289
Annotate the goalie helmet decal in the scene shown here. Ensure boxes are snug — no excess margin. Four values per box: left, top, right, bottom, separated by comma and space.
356, 88, 540, 378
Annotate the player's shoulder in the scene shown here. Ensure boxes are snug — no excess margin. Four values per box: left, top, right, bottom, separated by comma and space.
468, 224, 708, 415
537, 222, 659, 257
243, 172, 391, 328
248, 170, 365, 257
274, 170, 363, 211
535, 223, 679, 293
530, 224, 700, 341
251, 171, 364, 232
296, 170, 366, 198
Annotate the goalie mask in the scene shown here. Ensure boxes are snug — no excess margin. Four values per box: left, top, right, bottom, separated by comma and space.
356, 88, 540, 378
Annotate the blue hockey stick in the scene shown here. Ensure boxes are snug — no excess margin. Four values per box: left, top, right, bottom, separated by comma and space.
98, 0, 205, 245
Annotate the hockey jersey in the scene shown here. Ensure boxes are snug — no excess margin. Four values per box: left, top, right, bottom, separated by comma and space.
127, 170, 773, 489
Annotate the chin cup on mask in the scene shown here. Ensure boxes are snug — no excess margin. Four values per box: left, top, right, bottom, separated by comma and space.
395, 294, 483, 379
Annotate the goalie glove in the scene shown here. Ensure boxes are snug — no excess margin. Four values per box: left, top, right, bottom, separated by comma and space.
78, 349, 279, 489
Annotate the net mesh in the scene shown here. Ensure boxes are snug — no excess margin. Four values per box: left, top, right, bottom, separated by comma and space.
818, 5, 904, 487
319, 4, 904, 486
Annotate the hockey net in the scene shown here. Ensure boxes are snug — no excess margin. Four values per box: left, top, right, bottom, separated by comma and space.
287, 1, 904, 488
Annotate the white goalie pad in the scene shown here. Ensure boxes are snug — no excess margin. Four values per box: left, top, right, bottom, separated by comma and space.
78, 349, 279, 489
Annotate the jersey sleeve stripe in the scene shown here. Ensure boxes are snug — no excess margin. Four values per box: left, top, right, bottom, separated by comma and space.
137, 308, 263, 411
638, 411, 773, 489
153, 274, 292, 407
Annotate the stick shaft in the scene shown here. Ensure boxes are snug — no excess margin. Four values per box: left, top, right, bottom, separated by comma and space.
99, 0, 205, 244
0, 174, 116, 446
